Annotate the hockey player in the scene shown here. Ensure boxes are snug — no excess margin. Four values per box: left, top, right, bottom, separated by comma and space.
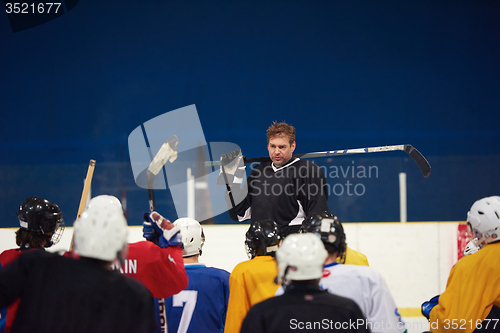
79, 195, 188, 333
422, 196, 500, 333
0, 196, 156, 333
219, 122, 369, 266
221, 121, 329, 236
298, 212, 406, 333
241, 233, 370, 333
164, 217, 230, 333
224, 219, 282, 333
302, 211, 369, 266
0, 197, 64, 333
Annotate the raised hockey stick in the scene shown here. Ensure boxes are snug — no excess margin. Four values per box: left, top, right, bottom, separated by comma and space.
145, 134, 179, 333
70, 159, 96, 249
76, 159, 96, 219
146, 134, 180, 211
206, 144, 431, 178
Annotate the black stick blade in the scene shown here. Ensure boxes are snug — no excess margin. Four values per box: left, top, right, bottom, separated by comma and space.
404, 145, 431, 178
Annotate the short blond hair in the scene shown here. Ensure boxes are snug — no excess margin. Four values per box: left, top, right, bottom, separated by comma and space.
266, 121, 295, 145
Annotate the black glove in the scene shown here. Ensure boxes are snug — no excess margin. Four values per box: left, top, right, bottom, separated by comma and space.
221, 149, 242, 166
217, 149, 246, 185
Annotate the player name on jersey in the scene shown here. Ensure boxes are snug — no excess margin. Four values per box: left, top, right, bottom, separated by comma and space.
112, 259, 138, 274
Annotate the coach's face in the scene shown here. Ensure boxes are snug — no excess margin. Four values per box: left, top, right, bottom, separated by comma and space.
268, 135, 296, 167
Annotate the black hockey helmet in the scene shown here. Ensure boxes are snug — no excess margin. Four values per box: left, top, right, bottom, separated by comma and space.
300, 211, 346, 263
245, 219, 282, 259
17, 197, 65, 246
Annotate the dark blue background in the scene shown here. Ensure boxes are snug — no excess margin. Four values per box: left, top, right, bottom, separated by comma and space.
1, 0, 499, 226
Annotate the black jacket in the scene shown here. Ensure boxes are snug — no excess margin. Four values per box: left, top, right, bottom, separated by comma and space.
0, 250, 156, 333
241, 282, 371, 333
229, 158, 329, 235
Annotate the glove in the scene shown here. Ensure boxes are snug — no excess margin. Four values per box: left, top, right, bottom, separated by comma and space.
143, 211, 183, 249
217, 149, 246, 185
142, 212, 161, 245
421, 295, 440, 319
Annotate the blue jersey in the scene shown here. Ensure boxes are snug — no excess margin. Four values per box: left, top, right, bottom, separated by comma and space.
164, 264, 230, 333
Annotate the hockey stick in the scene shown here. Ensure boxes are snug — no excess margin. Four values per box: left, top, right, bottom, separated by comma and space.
70, 159, 96, 249
76, 159, 96, 219
221, 164, 236, 208
206, 144, 431, 178
145, 134, 179, 333
146, 134, 180, 211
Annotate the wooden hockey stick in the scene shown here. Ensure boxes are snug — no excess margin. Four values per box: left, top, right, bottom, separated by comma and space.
206, 144, 431, 178
70, 159, 96, 249
77, 159, 96, 219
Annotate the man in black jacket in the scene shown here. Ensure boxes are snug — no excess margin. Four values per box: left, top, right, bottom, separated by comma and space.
224, 121, 329, 237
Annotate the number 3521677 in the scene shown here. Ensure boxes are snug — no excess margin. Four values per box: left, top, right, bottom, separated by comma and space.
5, 3, 62, 14
431, 319, 499, 330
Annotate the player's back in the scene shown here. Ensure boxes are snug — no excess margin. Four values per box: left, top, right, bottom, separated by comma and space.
225, 256, 280, 333
0, 250, 156, 333
165, 264, 230, 333
320, 262, 405, 333
241, 285, 370, 333
0, 247, 41, 333
230, 256, 279, 306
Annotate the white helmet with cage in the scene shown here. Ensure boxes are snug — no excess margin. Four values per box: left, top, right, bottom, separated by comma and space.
174, 217, 205, 257
73, 195, 128, 262
276, 233, 327, 285
467, 196, 500, 249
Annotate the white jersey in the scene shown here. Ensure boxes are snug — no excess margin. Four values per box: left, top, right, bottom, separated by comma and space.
276, 262, 406, 333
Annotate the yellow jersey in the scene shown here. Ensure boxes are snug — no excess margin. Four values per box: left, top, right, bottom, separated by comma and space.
344, 246, 370, 266
224, 256, 279, 333
430, 242, 500, 333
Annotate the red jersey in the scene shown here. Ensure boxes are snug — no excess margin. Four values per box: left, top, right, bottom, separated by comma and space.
66, 240, 188, 299
118, 241, 188, 298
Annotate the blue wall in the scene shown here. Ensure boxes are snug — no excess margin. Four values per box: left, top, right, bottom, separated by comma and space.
1, 0, 499, 226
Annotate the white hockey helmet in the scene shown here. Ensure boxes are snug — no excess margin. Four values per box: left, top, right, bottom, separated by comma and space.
86, 194, 123, 212
73, 195, 128, 262
466, 196, 500, 249
174, 217, 205, 257
276, 233, 327, 284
